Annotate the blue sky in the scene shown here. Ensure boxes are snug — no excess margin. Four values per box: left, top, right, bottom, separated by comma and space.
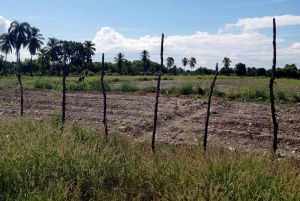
1, 0, 299, 70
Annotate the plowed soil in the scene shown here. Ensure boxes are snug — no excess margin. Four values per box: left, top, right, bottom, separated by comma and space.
1, 89, 300, 157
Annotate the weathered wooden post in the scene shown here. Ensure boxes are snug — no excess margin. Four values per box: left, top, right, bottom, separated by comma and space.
269, 18, 278, 153
203, 63, 219, 151
62, 64, 66, 124
152, 33, 164, 152
101, 53, 108, 142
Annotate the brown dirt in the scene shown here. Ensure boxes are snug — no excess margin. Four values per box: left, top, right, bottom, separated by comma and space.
1, 89, 300, 157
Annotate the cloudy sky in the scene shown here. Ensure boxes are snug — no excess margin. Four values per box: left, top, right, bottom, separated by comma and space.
0, 0, 299, 70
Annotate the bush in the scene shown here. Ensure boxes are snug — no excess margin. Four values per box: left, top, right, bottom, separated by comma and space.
291, 93, 300, 103
275, 90, 287, 101
114, 82, 139, 92
179, 82, 194, 95
241, 87, 267, 101
196, 86, 205, 95
225, 91, 241, 101
212, 88, 226, 98
87, 79, 111, 92
34, 80, 53, 90
141, 86, 156, 93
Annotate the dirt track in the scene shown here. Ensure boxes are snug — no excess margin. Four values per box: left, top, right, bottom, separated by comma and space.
1, 89, 300, 157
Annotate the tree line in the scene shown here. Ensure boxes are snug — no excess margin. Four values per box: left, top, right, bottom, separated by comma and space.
1, 21, 299, 79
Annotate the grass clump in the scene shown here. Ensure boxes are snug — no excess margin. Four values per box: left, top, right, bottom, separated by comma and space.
1, 117, 300, 200
113, 81, 139, 92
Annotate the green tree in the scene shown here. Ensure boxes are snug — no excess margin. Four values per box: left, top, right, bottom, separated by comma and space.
181, 57, 189, 72
140, 50, 150, 73
165, 57, 174, 72
83, 40, 96, 63
114, 52, 125, 75
284, 64, 298, 79
188, 57, 197, 72
37, 47, 51, 75
222, 57, 231, 76
27, 27, 44, 76
235, 62, 247, 76
8, 20, 31, 116
0, 33, 13, 60
256, 68, 266, 76
46, 37, 60, 75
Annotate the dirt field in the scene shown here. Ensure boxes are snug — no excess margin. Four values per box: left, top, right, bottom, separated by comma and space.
1, 89, 300, 157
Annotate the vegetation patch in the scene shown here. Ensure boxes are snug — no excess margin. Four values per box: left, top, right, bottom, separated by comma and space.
0, 117, 299, 200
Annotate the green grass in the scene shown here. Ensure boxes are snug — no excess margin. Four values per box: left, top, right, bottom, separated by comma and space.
1, 75, 300, 103
0, 116, 300, 200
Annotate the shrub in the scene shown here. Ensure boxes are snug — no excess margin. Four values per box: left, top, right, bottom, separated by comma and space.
114, 82, 139, 92
225, 91, 241, 101
291, 93, 300, 103
141, 86, 156, 93
241, 87, 267, 101
179, 82, 194, 95
196, 86, 205, 95
34, 80, 53, 90
87, 79, 111, 92
67, 81, 88, 91
212, 88, 226, 98
138, 77, 151, 81
274, 90, 287, 101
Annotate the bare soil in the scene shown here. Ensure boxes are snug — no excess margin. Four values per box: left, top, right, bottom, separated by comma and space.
1, 89, 300, 157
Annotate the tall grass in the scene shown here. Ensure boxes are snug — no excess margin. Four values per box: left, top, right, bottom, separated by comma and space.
0, 117, 299, 200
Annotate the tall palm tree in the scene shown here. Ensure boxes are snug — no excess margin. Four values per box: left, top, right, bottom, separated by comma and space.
140, 50, 150, 72
83, 40, 95, 63
165, 57, 174, 72
37, 47, 50, 74
0, 33, 13, 60
46, 37, 60, 63
8, 20, 31, 116
114, 52, 125, 75
46, 37, 60, 75
188, 57, 197, 72
222, 57, 231, 76
181, 57, 189, 72
27, 27, 44, 76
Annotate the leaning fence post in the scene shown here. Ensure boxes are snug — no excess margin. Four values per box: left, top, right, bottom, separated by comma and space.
152, 33, 164, 153
203, 63, 219, 151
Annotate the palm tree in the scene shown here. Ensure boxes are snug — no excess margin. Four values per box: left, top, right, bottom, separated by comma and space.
37, 47, 50, 74
114, 52, 125, 75
46, 37, 60, 63
181, 57, 189, 72
140, 50, 150, 73
27, 27, 44, 76
83, 40, 95, 63
46, 37, 60, 75
165, 57, 174, 72
0, 33, 13, 60
8, 20, 31, 116
188, 57, 197, 72
222, 57, 231, 76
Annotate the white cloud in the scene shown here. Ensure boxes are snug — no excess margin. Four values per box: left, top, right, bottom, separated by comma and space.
0, 16, 11, 34
92, 26, 298, 69
218, 15, 300, 33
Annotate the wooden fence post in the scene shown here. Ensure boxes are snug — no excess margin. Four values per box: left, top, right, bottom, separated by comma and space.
203, 63, 219, 151
101, 53, 108, 142
270, 18, 278, 153
152, 33, 164, 152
